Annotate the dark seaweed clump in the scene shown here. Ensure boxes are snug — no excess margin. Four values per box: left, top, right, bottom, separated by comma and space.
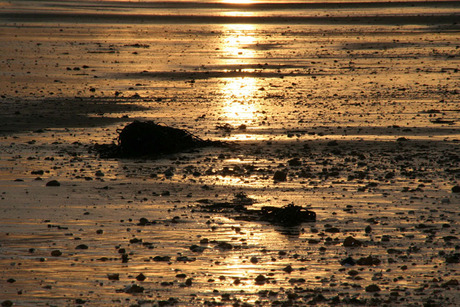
198, 194, 316, 226
95, 120, 223, 158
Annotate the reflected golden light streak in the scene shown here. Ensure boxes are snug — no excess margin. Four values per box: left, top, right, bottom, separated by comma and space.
221, 24, 257, 62
222, 0, 254, 4
222, 10, 256, 17
219, 24, 260, 132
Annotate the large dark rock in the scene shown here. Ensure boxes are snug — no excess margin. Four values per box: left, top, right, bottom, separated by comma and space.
96, 121, 222, 158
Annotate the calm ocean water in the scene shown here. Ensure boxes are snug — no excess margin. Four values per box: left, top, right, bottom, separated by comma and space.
1, 0, 459, 23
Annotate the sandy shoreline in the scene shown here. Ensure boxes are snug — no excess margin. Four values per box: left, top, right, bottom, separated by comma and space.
1, 6, 459, 306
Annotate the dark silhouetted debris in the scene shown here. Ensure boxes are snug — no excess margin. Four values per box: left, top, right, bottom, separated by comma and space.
136, 273, 146, 281
95, 120, 224, 158
46, 180, 60, 187
1, 301, 13, 307
283, 265, 294, 273
357, 255, 381, 265
257, 204, 316, 226
273, 170, 288, 182
340, 256, 356, 266
431, 118, 455, 124
365, 284, 381, 292
50, 250, 62, 257
153, 256, 171, 262
198, 198, 316, 227
122, 284, 144, 294
158, 298, 179, 306
343, 236, 363, 247
442, 279, 458, 288
255, 274, 268, 285
107, 273, 119, 280
445, 253, 459, 264
216, 242, 233, 250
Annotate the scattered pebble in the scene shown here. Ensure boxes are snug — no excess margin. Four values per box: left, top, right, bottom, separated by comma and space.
50, 250, 62, 257
365, 284, 381, 292
46, 180, 60, 187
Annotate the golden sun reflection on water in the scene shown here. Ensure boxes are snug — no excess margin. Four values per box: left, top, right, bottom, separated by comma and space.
221, 24, 257, 62
218, 24, 262, 139
221, 77, 258, 120
222, 0, 254, 4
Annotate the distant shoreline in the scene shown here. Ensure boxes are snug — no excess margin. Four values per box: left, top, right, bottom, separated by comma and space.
1, 12, 459, 25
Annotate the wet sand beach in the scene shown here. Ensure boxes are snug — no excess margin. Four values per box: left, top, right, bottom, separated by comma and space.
0, 1, 459, 306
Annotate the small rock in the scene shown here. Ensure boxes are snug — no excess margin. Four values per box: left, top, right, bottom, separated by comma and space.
190, 245, 206, 253
445, 254, 459, 264
273, 170, 287, 182
76, 244, 88, 250
255, 274, 267, 285
159, 298, 179, 306
176, 256, 196, 262
46, 180, 60, 187
216, 242, 233, 250
452, 185, 460, 193
365, 225, 372, 234
282, 265, 293, 273
357, 255, 381, 265
384, 172, 395, 179
340, 257, 356, 266
348, 270, 359, 276
164, 168, 174, 177
136, 273, 146, 281
288, 278, 306, 284
124, 284, 144, 294
325, 227, 340, 233
287, 158, 302, 166
50, 250, 62, 257
160, 281, 173, 287
153, 256, 171, 262
365, 284, 381, 292
1, 301, 13, 307
107, 273, 119, 280
138, 217, 149, 225
343, 236, 362, 247
441, 279, 458, 288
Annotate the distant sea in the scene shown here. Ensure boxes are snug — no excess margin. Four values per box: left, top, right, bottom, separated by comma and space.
1, 0, 459, 25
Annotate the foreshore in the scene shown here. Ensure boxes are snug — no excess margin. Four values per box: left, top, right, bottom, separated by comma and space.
0, 4, 459, 306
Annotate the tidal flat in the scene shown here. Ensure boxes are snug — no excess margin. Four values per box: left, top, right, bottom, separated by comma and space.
0, 2, 459, 306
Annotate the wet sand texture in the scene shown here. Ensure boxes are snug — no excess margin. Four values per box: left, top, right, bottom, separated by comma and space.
0, 1, 459, 306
